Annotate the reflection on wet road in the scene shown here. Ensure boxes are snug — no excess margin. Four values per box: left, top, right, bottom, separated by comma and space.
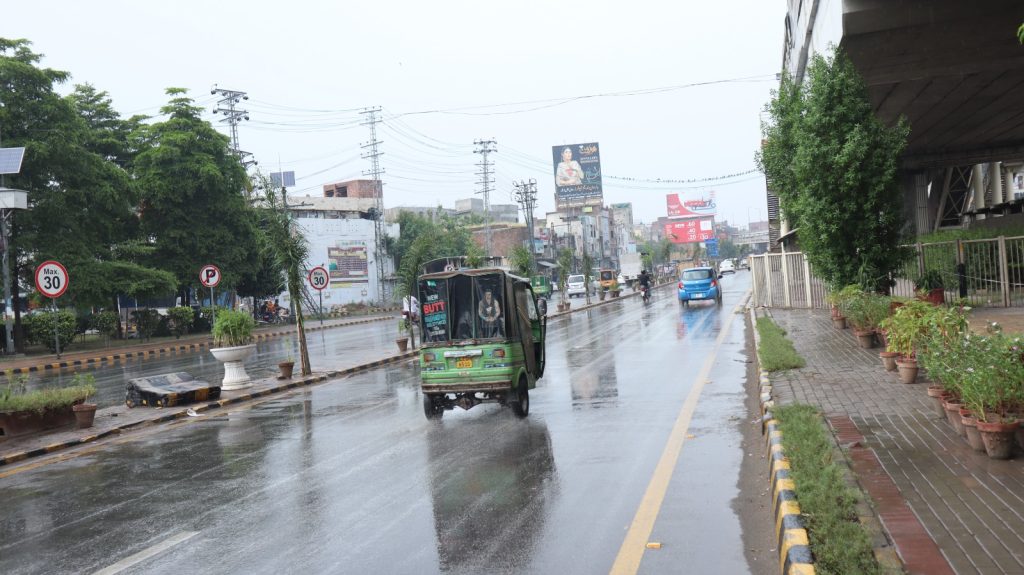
0, 274, 756, 574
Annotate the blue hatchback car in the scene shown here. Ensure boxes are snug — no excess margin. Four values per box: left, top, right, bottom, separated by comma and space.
677, 267, 722, 306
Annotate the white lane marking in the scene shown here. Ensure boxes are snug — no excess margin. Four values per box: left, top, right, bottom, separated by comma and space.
92, 531, 199, 575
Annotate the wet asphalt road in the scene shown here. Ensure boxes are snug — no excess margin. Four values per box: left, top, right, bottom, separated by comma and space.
0, 274, 757, 575
24, 319, 401, 408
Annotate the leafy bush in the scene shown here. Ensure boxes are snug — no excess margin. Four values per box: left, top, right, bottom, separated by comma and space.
90, 311, 120, 339
212, 309, 255, 347
0, 373, 96, 414
844, 290, 890, 332
130, 309, 161, 341
24, 310, 78, 353
167, 306, 194, 338
914, 269, 944, 291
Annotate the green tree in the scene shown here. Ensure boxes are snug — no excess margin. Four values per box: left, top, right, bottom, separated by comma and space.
508, 245, 532, 277
132, 88, 259, 301
758, 47, 910, 292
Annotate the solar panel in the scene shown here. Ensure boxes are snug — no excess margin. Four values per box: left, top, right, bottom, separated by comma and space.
0, 148, 25, 175
270, 171, 295, 188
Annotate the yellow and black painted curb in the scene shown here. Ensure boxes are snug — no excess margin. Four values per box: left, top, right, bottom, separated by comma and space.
750, 307, 816, 575
4, 314, 398, 376
0, 349, 418, 467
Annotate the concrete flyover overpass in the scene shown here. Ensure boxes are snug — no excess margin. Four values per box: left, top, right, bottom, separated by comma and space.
782, 0, 1024, 235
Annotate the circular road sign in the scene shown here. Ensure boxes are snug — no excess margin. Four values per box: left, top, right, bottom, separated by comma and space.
308, 266, 330, 291
35, 260, 69, 299
199, 265, 222, 288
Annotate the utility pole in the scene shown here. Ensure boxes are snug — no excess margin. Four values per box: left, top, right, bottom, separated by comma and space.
361, 107, 388, 305
211, 85, 256, 169
474, 139, 497, 256
513, 179, 539, 274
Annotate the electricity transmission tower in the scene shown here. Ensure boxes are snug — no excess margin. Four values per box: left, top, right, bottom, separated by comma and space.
474, 139, 497, 255
513, 179, 539, 274
361, 107, 389, 304
211, 85, 255, 169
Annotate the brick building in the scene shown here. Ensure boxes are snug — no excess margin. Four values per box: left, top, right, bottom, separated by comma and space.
322, 179, 381, 199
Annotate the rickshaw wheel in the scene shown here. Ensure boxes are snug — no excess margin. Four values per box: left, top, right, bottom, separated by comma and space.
511, 376, 530, 418
423, 393, 443, 420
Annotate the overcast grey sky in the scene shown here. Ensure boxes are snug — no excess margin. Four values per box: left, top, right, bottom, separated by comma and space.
5, 0, 785, 227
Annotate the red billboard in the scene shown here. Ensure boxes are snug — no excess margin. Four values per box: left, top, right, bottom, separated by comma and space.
666, 192, 717, 219
664, 217, 715, 244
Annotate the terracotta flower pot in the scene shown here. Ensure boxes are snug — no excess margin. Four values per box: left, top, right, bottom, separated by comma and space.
961, 413, 987, 452
396, 337, 409, 352
72, 403, 97, 429
943, 399, 963, 434
832, 316, 847, 330
896, 357, 918, 384
853, 329, 875, 349
876, 329, 888, 348
277, 361, 295, 380
926, 386, 947, 418
976, 419, 1020, 460
880, 351, 899, 372
956, 407, 972, 439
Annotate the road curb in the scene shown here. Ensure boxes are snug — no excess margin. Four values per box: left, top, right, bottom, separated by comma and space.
0, 349, 418, 467
749, 307, 816, 575
4, 314, 398, 375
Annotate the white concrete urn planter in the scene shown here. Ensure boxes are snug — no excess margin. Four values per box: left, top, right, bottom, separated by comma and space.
210, 344, 257, 390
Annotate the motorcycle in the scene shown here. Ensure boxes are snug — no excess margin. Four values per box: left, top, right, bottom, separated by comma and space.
641, 285, 651, 303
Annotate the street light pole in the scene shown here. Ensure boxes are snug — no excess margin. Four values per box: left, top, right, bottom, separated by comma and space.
0, 189, 28, 355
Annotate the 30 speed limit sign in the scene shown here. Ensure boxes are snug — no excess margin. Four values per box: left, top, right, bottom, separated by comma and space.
35, 260, 69, 299
308, 266, 330, 291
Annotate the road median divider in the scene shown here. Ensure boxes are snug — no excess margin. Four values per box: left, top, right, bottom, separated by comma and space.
0, 348, 418, 468
2, 314, 398, 375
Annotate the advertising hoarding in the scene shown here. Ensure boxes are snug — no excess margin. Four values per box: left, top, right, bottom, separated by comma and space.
328, 241, 369, 286
666, 192, 716, 219
553, 142, 602, 206
664, 217, 715, 244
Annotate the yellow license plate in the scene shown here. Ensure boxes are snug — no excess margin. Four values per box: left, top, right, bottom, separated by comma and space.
455, 358, 473, 369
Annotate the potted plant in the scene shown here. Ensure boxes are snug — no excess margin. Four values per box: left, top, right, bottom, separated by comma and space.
915, 270, 945, 305
826, 285, 859, 329
961, 329, 1024, 459
71, 374, 98, 429
879, 299, 934, 384
278, 356, 296, 380
0, 373, 96, 438
845, 291, 889, 349
210, 309, 257, 391
396, 320, 410, 352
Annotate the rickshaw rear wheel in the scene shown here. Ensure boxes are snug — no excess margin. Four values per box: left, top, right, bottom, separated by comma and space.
423, 393, 443, 419
511, 375, 530, 418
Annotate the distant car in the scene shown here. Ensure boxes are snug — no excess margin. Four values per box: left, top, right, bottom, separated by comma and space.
739, 258, 750, 270
678, 267, 723, 306
567, 274, 589, 298
720, 259, 736, 274
617, 274, 626, 287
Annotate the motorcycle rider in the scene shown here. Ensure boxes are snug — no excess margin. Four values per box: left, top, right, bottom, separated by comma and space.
639, 269, 652, 301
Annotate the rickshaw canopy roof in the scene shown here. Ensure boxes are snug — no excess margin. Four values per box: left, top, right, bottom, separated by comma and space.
418, 268, 530, 286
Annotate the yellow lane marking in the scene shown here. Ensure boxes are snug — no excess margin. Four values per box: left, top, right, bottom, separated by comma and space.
610, 292, 748, 574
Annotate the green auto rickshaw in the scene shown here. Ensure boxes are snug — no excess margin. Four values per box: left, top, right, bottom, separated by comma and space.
418, 268, 547, 419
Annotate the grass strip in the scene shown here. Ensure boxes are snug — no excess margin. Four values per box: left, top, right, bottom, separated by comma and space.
0, 383, 95, 414
774, 404, 880, 575
756, 317, 806, 371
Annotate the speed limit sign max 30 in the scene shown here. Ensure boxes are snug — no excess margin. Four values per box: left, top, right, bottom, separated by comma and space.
35, 260, 69, 299
308, 266, 329, 291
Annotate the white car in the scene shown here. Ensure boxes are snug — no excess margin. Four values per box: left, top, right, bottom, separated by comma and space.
720, 260, 736, 274
566, 274, 593, 298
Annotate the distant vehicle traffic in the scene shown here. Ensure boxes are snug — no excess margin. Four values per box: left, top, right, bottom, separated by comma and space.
566, 274, 594, 298
677, 267, 723, 306
720, 260, 736, 274
739, 258, 750, 270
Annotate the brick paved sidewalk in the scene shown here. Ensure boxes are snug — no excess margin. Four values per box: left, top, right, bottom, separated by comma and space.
767, 309, 1024, 575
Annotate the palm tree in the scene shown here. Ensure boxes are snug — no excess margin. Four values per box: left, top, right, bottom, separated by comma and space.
258, 178, 312, 376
